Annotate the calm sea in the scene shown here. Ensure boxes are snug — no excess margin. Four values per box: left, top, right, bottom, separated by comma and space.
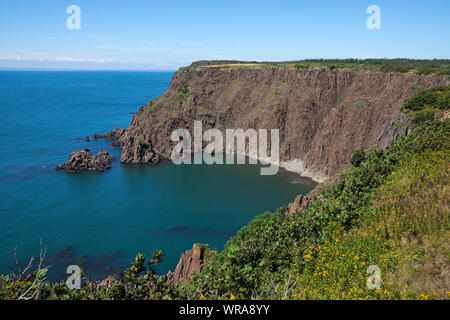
0, 70, 315, 280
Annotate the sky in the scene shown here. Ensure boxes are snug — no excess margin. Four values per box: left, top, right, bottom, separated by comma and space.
0, 0, 449, 70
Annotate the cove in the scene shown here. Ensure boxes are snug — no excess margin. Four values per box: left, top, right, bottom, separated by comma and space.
0, 70, 316, 281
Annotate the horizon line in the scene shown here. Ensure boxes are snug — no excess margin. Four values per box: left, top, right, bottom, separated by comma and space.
0, 68, 178, 72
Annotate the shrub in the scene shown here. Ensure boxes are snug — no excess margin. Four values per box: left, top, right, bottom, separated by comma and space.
185, 119, 449, 299
350, 149, 366, 167
402, 86, 450, 112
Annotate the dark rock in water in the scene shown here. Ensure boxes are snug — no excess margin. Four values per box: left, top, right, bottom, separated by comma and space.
94, 126, 127, 147
95, 127, 160, 164
56, 245, 74, 259
104, 127, 126, 139
165, 243, 215, 284
76, 136, 91, 141
47, 245, 76, 271
74, 254, 89, 265
94, 126, 126, 140
45, 246, 125, 282
56, 149, 114, 173
119, 135, 160, 164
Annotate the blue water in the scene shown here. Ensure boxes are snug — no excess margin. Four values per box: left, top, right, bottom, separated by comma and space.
0, 70, 315, 280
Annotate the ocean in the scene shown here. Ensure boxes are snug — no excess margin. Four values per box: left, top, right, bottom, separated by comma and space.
0, 70, 315, 280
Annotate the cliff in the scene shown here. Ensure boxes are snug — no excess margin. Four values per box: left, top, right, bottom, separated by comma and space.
118, 65, 448, 181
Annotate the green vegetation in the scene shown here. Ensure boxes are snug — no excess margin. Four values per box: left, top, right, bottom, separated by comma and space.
134, 136, 150, 146
402, 86, 449, 111
274, 81, 287, 97
138, 105, 156, 119
183, 119, 449, 300
350, 149, 365, 167
177, 82, 190, 103
401, 85, 450, 124
198, 106, 207, 114
1, 88, 448, 300
294, 149, 448, 299
0, 250, 177, 300
180, 59, 450, 76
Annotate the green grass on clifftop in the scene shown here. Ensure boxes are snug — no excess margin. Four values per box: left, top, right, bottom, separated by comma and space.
180, 59, 450, 76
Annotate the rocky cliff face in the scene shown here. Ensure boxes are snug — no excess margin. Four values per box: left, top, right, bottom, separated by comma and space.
119, 66, 448, 181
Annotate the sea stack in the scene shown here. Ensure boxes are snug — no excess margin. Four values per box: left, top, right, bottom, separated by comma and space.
56, 149, 114, 173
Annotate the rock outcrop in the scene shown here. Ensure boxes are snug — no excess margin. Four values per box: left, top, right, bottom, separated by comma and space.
288, 193, 313, 214
376, 113, 414, 148
119, 65, 449, 181
165, 244, 214, 284
56, 149, 114, 173
94, 126, 126, 140
96, 127, 160, 164
94, 126, 126, 147
118, 135, 160, 164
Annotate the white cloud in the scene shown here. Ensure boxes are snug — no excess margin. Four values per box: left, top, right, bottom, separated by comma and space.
0, 55, 186, 70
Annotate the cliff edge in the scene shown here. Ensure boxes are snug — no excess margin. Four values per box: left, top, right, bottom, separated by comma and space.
118, 65, 449, 181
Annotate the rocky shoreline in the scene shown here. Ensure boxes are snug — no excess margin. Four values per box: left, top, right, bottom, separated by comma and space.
94, 126, 126, 147
94, 126, 161, 165
84, 66, 449, 183
55, 65, 449, 283
115, 66, 448, 182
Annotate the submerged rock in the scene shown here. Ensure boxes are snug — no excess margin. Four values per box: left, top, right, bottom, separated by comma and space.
56, 149, 114, 173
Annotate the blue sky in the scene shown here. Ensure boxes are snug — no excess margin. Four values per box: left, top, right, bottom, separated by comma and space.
0, 0, 449, 70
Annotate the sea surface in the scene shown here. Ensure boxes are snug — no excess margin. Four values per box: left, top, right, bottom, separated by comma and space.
0, 70, 316, 280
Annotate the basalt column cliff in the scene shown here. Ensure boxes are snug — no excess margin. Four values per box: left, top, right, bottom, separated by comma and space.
118, 65, 449, 181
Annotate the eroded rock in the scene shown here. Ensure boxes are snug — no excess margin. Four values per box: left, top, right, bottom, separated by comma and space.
94, 126, 126, 139
288, 193, 312, 214
94, 126, 126, 147
165, 243, 214, 284
56, 149, 114, 173
119, 135, 160, 164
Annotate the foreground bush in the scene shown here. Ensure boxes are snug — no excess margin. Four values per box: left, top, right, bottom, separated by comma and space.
184, 119, 449, 300
1, 88, 448, 300
401, 85, 449, 125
